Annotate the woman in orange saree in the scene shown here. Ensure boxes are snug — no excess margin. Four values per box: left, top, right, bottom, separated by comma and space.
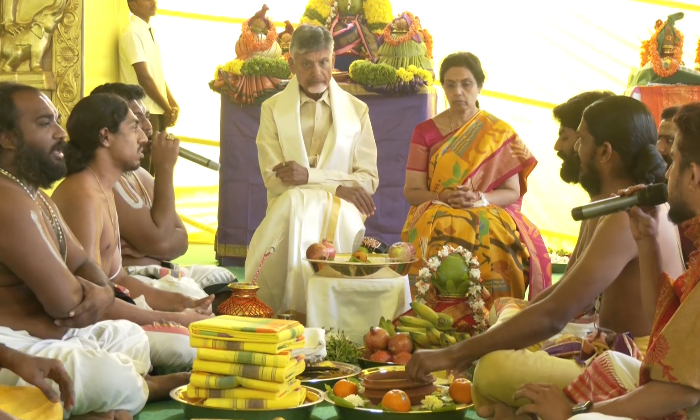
401, 53, 551, 330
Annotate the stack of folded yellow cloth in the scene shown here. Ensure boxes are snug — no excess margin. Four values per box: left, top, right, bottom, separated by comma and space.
187, 316, 308, 409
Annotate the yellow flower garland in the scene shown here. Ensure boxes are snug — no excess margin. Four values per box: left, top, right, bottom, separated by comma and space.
215, 59, 245, 79
363, 0, 393, 31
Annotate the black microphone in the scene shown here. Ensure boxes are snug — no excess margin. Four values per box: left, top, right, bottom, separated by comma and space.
571, 183, 667, 221
179, 148, 220, 171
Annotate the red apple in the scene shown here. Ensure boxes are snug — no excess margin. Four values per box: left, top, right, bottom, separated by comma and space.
369, 350, 392, 363
321, 239, 336, 260
306, 243, 329, 260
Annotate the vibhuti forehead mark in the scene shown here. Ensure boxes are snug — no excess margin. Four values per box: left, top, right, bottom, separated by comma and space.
30, 210, 64, 264
38, 93, 59, 117
115, 178, 144, 209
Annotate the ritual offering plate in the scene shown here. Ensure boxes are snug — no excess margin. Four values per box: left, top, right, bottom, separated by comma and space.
170, 385, 324, 420
304, 253, 417, 277
298, 361, 361, 391
324, 366, 472, 420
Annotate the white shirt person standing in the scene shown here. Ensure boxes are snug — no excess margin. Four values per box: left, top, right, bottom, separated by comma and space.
119, 0, 179, 173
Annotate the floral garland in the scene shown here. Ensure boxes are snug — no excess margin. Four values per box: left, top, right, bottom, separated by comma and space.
415, 245, 487, 332
383, 11, 420, 47
696, 38, 700, 70
241, 20, 278, 53
363, 0, 393, 34
214, 56, 290, 80
422, 28, 433, 60
640, 19, 684, 78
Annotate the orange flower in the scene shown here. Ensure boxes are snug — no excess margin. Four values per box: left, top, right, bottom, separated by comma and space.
241, 20, 278, 53
644, 19, 684, 78
422, 28, 433, 59
382, 11, 421, 47
695, 38, 700, 68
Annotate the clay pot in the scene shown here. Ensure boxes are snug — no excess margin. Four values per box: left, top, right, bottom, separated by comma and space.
360, 369, 437, 405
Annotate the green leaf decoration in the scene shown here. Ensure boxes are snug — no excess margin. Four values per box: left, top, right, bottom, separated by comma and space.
452, 162, 461, 179
446, 279, 458, 294
408, 228, 417, 243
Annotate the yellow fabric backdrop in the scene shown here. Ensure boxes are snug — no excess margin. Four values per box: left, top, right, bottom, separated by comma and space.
125, 0, 700, 249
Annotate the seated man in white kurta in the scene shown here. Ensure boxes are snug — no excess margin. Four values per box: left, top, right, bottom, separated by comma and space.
247, 24, 379, 318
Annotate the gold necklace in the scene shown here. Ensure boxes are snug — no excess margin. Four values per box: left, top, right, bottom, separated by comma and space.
0, 167, 66, 261
447, 109, 456, 133
87, 166, 118, 236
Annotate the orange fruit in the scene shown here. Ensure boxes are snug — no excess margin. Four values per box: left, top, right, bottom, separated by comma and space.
381, 389, 411, 412
448, 378, 472, 404
333, 379, 358, 398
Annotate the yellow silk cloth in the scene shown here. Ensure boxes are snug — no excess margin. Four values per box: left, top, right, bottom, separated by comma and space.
189, 372, 301, 393
202, 387, 307, 409
0, 386, 62, 420
192, 356, 305, 383
197, 348, 292, 367
189, 316, 304, 344
189, 336, 305, 355
186, 381, 300, 399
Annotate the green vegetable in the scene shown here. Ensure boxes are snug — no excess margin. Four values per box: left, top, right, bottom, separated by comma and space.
324, 328, 363, 364
240, 56, 291, 79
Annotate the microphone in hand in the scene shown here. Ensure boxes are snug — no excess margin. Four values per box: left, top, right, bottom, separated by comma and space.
571, 183, 667, 221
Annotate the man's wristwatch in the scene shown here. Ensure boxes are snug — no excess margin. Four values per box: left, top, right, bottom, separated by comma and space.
572, 401, 593, 415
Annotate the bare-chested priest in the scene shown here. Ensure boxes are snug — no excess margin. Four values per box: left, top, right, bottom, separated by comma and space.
406, 95, 685, 415
248, 24, 379, 318
0, 82, 188, 418
52, 93, 214, 373
89, 83, 235, 301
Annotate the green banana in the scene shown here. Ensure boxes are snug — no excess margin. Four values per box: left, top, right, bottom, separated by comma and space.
399, 316, 435, 328
440, 332, 457, 347
397, 325, 427, 334
426, 327, 442, 346
409, 332, 431, 348
385, 321, 397, 336
455, 332, 471, 342
437, 313, 454, 329
410, 301, 439, 326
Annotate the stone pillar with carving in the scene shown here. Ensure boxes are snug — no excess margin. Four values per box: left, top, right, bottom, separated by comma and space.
0, 0, 82, 119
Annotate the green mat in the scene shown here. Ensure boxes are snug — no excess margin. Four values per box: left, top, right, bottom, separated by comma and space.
136, 400, 482, 420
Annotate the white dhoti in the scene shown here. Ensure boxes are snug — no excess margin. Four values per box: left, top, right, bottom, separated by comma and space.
0, 320, 150, 417
246, 188, 365, 315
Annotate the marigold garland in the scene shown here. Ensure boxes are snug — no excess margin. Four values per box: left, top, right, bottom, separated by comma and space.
642, 18, 684, 78
422, 28, 433, 60
363, 0, 393, 34
695, 38, 700, 69
383, 11, 421, 47
241, 20, 277, 54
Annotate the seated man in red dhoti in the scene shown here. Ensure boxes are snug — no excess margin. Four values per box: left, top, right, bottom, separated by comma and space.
510, 102, 700, 420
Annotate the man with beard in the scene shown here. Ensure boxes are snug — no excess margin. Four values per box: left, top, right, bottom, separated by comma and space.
0, 82, 189, 417
406, 96, 685, 418
553, 91, 615, 184
89, 84, 235, 303
52, 93, 213, 374
508, 103, 700, 420
657, 106, 678, 168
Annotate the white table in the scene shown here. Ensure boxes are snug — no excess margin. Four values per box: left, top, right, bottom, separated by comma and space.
305, 273, 412, 344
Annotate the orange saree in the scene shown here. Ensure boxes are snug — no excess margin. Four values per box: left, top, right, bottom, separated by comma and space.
401, 111, 551, 327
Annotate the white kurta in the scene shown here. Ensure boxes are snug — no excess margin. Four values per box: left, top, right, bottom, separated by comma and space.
246, 77, 379, 316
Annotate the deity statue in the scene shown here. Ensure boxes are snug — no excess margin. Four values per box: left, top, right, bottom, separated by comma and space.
300, 0, 393, 71
0, 0, 68, 72
234, 5, 281, 60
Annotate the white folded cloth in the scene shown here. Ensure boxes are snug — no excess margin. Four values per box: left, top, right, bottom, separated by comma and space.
292, 328, 326, 364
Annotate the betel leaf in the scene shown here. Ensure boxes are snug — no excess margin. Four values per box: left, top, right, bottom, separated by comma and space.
347, 377, 361, 386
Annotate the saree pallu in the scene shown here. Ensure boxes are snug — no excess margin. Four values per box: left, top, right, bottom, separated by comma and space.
402, 111, 552, 307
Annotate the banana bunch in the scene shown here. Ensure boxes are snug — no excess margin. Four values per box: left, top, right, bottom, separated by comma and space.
398, 302, 470, 350
378, 316, 396, 336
